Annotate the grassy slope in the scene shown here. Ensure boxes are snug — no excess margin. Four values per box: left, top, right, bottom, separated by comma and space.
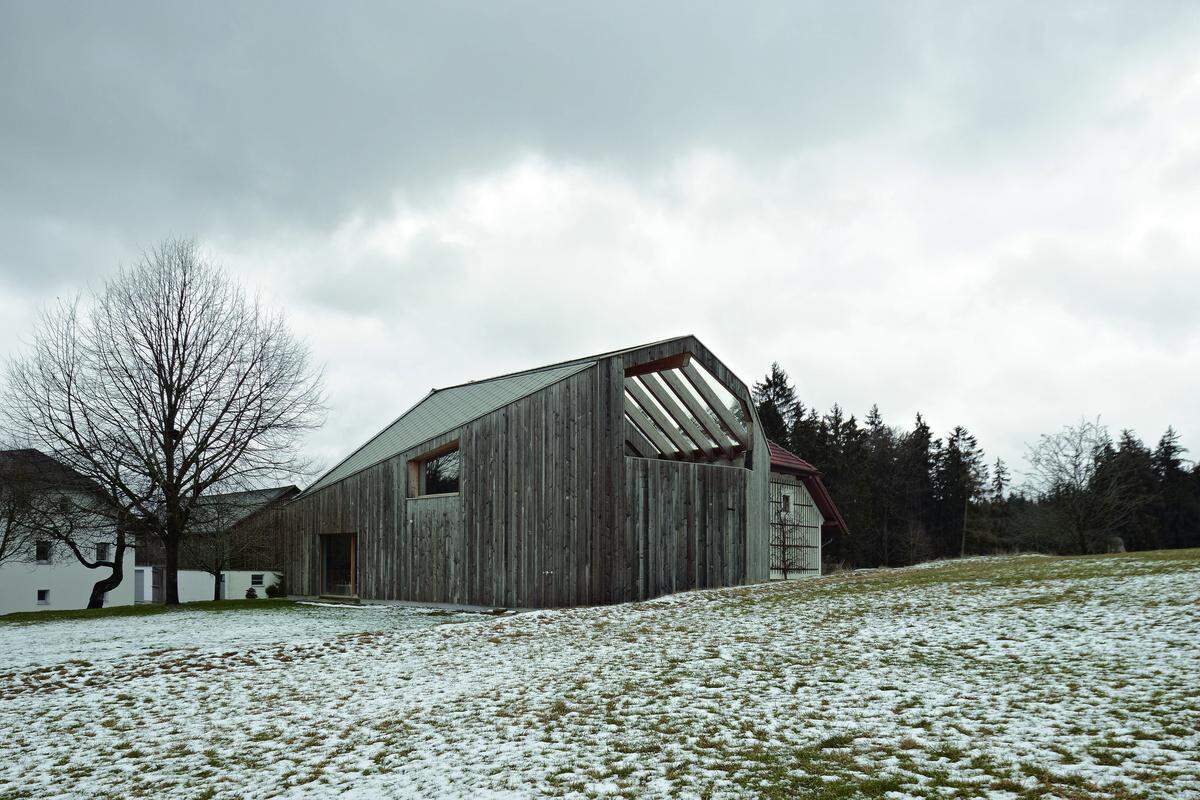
0, 598, 296, 625
1, 549, 1197, 800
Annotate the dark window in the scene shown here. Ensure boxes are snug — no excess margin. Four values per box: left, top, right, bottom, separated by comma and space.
423, 448, 461, 495
251, 573, 264, 586
37, 589, 50, 605
96, 543, 110, 562
781, 494, 791, 514
35, 541, 52, 564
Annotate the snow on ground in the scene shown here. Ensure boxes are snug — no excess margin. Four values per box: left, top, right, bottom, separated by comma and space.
2, 550, 1198, 800
0, 602, 471, 671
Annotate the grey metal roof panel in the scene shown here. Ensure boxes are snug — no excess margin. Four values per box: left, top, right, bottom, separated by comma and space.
303, 360, 595, 494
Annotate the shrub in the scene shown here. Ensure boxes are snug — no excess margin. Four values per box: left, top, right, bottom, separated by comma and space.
265, 578, 285, 599
245, 587, 258, 600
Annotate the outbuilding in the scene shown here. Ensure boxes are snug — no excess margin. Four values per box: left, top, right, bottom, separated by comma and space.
280, 335, 844, 608
766, 440, 850, 579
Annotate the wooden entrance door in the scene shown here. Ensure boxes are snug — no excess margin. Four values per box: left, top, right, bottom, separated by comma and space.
321, 533, 357, 596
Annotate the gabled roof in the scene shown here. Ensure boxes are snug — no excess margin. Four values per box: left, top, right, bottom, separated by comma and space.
766, 440, 819, 474
303, 336, 692, 495
766, 440, 850, 536
191, 485, 299, 531
0, 449, 99, 495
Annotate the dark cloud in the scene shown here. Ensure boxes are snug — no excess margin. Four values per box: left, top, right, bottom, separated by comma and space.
1, 1, 1199, 469
4, 2, 1197, 278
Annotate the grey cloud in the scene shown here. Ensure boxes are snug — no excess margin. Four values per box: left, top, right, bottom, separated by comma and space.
989, 233, 1200, 345
2, 1, 1199, 471
4, 1, 1198, 287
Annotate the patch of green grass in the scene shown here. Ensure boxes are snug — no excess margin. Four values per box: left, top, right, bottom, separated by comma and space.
0, 598, 297, 625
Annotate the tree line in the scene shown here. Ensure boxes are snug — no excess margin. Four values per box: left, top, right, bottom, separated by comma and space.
752, 363, 1200, 569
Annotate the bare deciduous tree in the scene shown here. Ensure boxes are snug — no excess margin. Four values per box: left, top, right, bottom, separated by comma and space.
180, 488, 281, 601
3, 239, 323, 604
1023, 417, 1136, 554
0, 464, 37, 568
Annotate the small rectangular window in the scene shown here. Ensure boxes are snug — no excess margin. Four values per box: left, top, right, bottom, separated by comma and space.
781, 494, 791, 513
251, 573, 264, 586
410, 443, 461, 497
96, 543, 111, 562
35, 541, 52, 564
37, 589, 50, 605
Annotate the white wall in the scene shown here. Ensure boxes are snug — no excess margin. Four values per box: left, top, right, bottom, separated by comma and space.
769, 473, 824, 580
0, 547, 136, 615
175, 569, 280, 603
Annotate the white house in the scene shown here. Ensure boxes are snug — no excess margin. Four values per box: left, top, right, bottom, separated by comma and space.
132, 565, 280, 603
766, 440, 850, 579
0, 449, 137, 616
0, 542, 135, 614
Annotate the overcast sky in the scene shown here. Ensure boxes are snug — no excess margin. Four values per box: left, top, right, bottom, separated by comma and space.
2, 1, 1199, 479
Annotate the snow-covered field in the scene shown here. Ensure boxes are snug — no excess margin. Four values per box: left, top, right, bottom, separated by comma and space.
2, 550, 1198, 800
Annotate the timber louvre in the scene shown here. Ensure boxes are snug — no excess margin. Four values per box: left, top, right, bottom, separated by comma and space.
279, 335, 772, 608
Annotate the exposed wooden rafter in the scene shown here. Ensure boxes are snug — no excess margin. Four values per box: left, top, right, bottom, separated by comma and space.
624, 397, 679, 457
624, 351, 691, 378
680, 362, 750, 448
639, 373, 722, 459
624, 420, 657, 458
625, 379, 695, 457
660, 369, 737, 458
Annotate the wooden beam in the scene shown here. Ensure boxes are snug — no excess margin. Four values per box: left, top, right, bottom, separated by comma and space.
680, 362, 750, 448
639, 372, 721, 458
624, 397, 678, 457
660, 369, 737, 458
624, 420, 656, 458
624, 351, 691, 378
625, 378, 695, 457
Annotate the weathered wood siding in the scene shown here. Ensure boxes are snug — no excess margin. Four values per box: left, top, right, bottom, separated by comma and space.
279, 335, 772, 608
625, 457, 749, 598
459, 366, 595, 607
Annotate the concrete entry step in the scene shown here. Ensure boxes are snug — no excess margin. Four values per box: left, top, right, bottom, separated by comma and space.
315, 595, 361, 605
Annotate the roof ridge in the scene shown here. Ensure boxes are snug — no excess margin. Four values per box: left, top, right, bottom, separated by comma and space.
300, 335, 695, 496
431, 334, 692, 392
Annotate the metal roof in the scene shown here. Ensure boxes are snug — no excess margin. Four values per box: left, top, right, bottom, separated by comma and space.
303, 360, 596, 494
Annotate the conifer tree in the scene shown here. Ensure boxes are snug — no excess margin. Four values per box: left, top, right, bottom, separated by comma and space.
752, 362, 797, 445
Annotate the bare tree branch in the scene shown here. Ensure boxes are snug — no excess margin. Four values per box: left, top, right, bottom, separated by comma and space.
2, 238, 325, 604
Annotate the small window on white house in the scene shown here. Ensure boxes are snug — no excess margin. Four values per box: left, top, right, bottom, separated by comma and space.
781, 494, 791, 514
96, 543, 110, 562
37, 589, 50, 605
251, 574, 264, 586
35, 541, 52, 564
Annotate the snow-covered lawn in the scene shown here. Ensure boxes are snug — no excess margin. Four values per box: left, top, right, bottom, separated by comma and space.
2, 551, 1198, 800
0, 603, 471, 671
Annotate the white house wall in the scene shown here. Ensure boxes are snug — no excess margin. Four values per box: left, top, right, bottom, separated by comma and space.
0, 549, 136, 615
768, 472, 824, 579
174, 569, 280, 603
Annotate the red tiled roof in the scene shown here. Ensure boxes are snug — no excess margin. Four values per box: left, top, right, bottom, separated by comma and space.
766, 440, 850, 536
767, 439, 818, 474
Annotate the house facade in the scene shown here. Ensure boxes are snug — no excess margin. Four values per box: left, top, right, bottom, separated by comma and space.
766, 440, 850, 579
279, 336, 776, 608
135, 485, 296, 603
0, 449, 135, 615
1, 545, 135, 614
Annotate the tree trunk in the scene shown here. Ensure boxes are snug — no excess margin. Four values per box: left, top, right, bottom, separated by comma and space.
164, 536, 181, 605
213, 571, 222, 601
959, 494, 969, 558
86, 530, 129, 609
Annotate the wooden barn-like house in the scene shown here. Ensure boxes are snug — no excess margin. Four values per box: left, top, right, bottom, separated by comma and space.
280, 335, 840, 608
